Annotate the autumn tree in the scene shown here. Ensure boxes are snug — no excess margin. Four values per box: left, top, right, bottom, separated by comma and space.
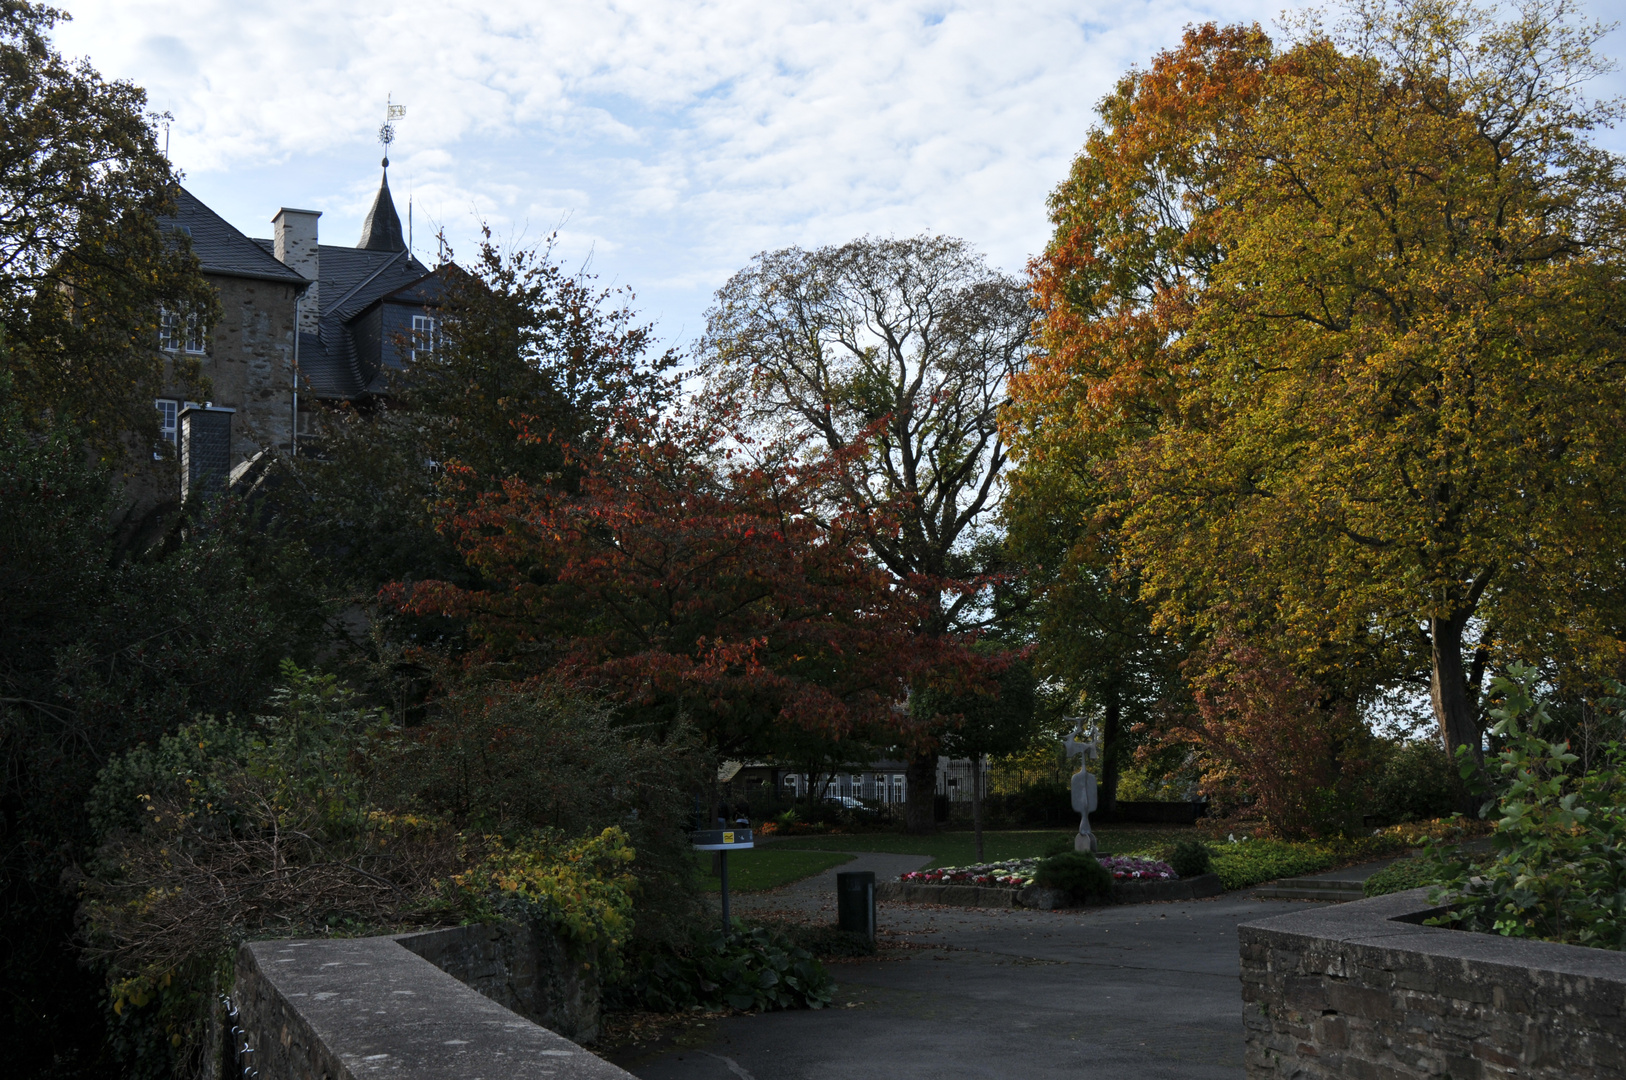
916, 650, 1036, 859
0, 1, 215, 460
280, 231, 676, 626
395, 412, 967, 760
1008, 0, 1626, 777
702, 235, 1032, 831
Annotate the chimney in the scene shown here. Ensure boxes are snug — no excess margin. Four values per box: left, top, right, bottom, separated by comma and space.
179, 403, 235, 502
272, 207, 321, 333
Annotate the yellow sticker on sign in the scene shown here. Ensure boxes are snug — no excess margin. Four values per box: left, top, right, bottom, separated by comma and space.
722, 831, 734, 844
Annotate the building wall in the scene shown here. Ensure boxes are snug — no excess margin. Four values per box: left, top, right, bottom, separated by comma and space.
196, 274, 300, 464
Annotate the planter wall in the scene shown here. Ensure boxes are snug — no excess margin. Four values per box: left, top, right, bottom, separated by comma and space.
875, 873, 1222, 909
1240, 888, 1626, 1079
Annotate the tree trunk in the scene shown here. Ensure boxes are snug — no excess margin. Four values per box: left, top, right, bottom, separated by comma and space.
973, 753, 984, 862
1099, 696, 1122, 821
904, 751, 938, 834
1430, 614, 1484, 812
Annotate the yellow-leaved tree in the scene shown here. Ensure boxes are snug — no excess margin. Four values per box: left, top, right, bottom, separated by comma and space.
1008, 0, 1626, 780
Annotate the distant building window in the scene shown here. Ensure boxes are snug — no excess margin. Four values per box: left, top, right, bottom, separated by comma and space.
159, 306, 206, 354
154, 398, 178, 458
411, 315, 437, 360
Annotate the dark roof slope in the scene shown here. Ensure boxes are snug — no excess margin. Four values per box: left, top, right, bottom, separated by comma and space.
163, 188, 309, 285
357, 169, 405, 252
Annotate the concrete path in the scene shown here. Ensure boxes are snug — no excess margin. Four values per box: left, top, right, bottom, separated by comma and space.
1299, 858, 1403, 883
608, 886, 1326, 1080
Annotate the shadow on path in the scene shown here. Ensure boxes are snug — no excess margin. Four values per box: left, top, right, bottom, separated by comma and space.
608, 853, 1332, 1080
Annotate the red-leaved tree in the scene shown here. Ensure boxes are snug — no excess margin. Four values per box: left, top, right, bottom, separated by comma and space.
1157, 636, 1371, 839
392, 412, 979, 758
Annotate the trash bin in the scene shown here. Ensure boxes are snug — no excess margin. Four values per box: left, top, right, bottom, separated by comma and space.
836, 870, 876, 941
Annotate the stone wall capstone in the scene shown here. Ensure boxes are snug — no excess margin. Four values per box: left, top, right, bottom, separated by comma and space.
232, 926, 624, 1080
1240, 888, 1626, 1079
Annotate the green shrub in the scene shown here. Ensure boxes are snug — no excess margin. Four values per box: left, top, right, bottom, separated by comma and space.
1368, 740, 1463, 825
610, 920, 833, 1012
1168, 839, 1213, 878
1041, 833, 1075, 858
1363, 857, 1445, 897
1033, 851, 1112, 899
1424, 664, 1626, 950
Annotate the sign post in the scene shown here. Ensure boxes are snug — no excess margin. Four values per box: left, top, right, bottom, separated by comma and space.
690, 828, 754, 939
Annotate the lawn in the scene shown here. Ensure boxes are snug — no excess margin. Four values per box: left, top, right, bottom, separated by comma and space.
692, 848, 855, 892
765, 826, 1195, 869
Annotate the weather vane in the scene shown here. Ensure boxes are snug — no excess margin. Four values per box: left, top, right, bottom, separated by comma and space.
379, 94, 406, 167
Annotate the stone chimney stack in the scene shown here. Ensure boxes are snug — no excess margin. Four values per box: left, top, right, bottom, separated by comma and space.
272, 208, 321, 333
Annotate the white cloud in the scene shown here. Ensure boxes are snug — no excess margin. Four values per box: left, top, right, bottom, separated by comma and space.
52, 0, 1626, 348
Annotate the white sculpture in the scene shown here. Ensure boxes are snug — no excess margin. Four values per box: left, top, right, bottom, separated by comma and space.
1063, 720, 1099, 852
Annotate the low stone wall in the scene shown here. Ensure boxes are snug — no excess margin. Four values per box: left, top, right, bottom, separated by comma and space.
875, 873, 1222, 909
396, 922, 600, 1043
1240, 887, 1626, 1079
232, 926, 628, 1080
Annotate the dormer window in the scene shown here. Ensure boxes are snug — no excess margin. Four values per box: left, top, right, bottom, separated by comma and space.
411, 315, 437, 361
160, 306, 206, 354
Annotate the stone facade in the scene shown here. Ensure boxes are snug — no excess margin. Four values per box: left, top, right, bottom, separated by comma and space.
178, 273, 301, 466
1240, 888, 1626, 1079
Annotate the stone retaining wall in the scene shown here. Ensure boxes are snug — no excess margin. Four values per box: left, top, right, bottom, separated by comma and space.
396, 922, 600, 1043
232, 926, 626, 1080
1240, 888, 1626, 1079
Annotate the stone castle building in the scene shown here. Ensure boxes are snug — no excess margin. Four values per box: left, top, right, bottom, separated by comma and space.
143, 162, 444, 505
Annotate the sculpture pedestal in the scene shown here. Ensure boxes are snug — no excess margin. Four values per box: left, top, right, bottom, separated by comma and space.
1074, 832, 1098, 853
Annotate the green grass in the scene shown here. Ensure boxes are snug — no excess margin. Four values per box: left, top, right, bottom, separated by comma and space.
692, 848, 855, 892
765, 826, 1195, 870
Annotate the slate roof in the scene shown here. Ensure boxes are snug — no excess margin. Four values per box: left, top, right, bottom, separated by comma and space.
163, 188, 309, 285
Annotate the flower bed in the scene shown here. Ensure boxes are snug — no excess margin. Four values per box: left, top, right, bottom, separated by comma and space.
899, 854, 1176, 888
1098, 855, 1177, 882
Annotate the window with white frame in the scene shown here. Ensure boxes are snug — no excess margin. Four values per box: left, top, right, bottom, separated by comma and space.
153, 399, 178, 458
159, 307, 206, 354
411, 315, 437, 360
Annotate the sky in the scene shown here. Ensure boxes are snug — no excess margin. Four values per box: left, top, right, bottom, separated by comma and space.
54, 0, 1626, 355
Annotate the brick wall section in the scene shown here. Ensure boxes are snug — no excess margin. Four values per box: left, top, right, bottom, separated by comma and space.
1240, 888, 1626, 1079
232, 931, 630, 1080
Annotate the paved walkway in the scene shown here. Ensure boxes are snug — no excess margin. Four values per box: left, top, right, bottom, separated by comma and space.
607, 852, 1340, 1080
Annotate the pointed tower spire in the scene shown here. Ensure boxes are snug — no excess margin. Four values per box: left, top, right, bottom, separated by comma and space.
357, 165, 405, 252
359, 96, 407, 252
